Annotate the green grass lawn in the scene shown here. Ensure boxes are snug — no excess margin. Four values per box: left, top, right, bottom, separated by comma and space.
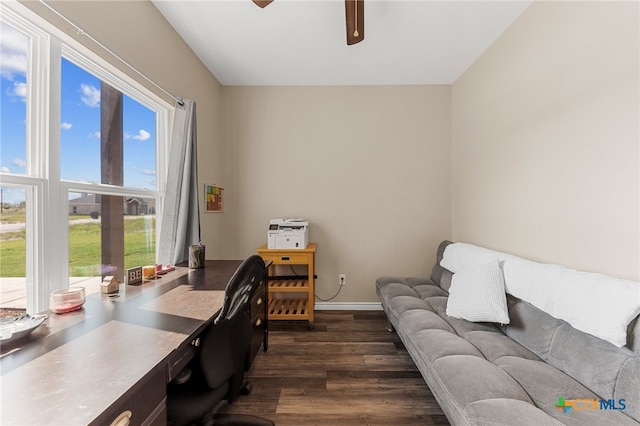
1, 216, 156, 277
0, 233, 27, 277
0, 207, 27, 223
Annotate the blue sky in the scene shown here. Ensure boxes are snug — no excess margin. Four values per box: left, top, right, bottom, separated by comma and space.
1, 21, 157, 204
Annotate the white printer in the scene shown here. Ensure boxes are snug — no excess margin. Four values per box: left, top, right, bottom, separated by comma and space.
267, 218, 309, 249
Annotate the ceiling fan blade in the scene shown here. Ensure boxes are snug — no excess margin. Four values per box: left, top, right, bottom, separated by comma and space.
345, 0, 364, 45
253, 0, 273, 8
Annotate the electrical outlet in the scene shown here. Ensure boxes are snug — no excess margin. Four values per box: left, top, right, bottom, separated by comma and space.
339, 274, 346, 286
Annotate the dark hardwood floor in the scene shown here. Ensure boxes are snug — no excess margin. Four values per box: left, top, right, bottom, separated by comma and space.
220, 310, 450, 425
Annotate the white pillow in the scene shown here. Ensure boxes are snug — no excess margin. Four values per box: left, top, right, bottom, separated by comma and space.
441, 241, 640, 347
446, 259, 510, 324
503, 257, 640, 347
440, 242, 513, 273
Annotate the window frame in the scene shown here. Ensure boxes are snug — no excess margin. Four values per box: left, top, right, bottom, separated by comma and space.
0, 2, 171, 314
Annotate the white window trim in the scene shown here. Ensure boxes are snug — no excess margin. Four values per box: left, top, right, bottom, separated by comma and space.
1, 1, 172, 313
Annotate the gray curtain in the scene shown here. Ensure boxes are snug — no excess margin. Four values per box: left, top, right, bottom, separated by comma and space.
158, 98, 201, 265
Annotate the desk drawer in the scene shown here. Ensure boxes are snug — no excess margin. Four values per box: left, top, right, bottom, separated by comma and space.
90, 364, 166, 426
248, 281, 266, 370
261, 253, 311, 265
168, 340, 198, 382
248, 304, 265, 370
251, 283, 265, 318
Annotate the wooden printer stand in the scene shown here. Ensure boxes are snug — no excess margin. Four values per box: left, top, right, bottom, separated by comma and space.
256, 243, 316, 330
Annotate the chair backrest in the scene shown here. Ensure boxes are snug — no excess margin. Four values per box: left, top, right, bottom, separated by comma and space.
198, 318, 235, 389
200, 255, 265, 395
215, 255, 266, 324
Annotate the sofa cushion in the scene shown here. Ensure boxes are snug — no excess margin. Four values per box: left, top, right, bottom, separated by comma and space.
424, 295, 503, 337
496, 357, 638, 425
616, 356, 640, 422
501, 295, 565, 362
446, 260, 510, 324
463, 399, 564, 426
549, 323, 636, 401
443, 314, 503, 337
430, 240, 453, 288
496, 356, 598, 407
397, 309, 454, 335
376, 275, 435, 290
440, 269, 453, 293
463, 331, 540, 363
628, 316, 640, 353
388, 295, 434, 316
502, 294, 640, 423
413, 284, 448, 300
413, 329, 484, 364
432, 355, 534, 407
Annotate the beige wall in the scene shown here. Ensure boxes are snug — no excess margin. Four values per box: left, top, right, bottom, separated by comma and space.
224, 86, 452, 302
19, 0, 234, 259
20, 0, 639, 302
452, 1, 639, 280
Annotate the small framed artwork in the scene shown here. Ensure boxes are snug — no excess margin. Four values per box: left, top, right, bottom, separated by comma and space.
205, 184, 223, 212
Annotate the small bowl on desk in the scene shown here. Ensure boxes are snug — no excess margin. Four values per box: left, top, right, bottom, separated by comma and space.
50, 286, 86, 314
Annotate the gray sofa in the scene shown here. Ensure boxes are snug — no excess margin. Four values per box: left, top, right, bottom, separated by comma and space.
376, 241, 640, 425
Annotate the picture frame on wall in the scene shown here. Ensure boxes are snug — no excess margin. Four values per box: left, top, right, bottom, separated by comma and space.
205, 184, 223, 212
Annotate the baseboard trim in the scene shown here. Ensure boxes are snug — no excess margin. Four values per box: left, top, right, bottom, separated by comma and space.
315, 302, 382, 311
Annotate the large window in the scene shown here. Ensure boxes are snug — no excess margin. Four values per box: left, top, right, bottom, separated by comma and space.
61, 59, 158, 291
0, 4, 169, 314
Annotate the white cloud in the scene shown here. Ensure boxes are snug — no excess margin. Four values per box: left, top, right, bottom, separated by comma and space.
1, 166, 10, 173
11, 159, 26, 168
80, 84, 100, 107
91, 131, 101, 138
6, 81, 26, 101
0, 23, 28, 55
141, 169, 156, 176
127, 129, 151, 141
61, 122, 73, 130
0, 22, 28, 79
1, 54, 27, 80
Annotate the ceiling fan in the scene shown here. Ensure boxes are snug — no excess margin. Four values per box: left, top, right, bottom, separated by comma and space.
252, 0, 365, 45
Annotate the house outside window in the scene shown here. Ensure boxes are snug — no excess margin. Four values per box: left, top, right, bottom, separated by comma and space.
0, 3, 170, 314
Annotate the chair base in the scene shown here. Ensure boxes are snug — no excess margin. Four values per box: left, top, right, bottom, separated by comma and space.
240, 381, 252, 396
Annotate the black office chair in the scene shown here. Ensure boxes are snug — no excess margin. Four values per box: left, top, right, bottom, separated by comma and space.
166, 255, 274, 426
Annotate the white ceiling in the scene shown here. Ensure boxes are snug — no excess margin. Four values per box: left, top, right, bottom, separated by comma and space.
151, 0, 533, 86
